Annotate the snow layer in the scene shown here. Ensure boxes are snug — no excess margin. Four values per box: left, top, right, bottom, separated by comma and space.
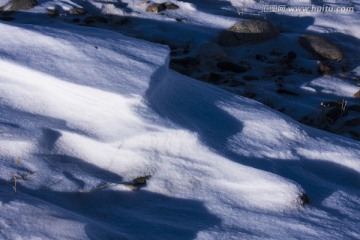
1, 0, 360, 239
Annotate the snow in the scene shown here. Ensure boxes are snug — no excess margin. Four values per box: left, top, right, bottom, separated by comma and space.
1, 0, 360, 239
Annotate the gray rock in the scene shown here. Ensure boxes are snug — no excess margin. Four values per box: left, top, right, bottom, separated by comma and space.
218, 20, 279, 47
0, 0, 37, 12
299, 35, 342, 61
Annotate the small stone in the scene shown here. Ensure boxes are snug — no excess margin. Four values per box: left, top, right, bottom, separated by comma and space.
255, 54, 265, 61
0, 16, 15, 21
217, 62, 247, 73
287, 51, 297, 60
348, 105, 360, 112
318, 61, 332, 75
344, 118, 360, 127
69, 8, 87, 15
354, 90, 360, 98
299, 35, 342, 61
243, 75, 259, 81
208, 72, 223, 84
299, 193, 310, 205
132, 175, 151, 186
218, 20, 279, 47
84, 16, 108, 24
72, 18, 80, 23
230, 79, 242, 87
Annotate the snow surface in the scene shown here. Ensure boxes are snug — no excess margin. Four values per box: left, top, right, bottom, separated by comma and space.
1, 0, 360, 239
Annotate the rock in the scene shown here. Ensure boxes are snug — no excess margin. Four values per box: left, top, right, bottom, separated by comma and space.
243, 75, 259, 81
146, 3, 166, 13
217, 61, 247, 73
344, 118, 360, 127
299, 35, 342, 61
277, 89, 299, 96
348, 104, 360, 112
317, 61, 332, 75
132, 175, 151, 186
287, 51, 297, 61
146, 2, 179, 12
84, 16, 108, 24
163, 2, 179, 10
354, 90, 360, 98
47, 8, 58, 17
207, 72, 223, 84
0, 0, 36, 12
321, 100, 347, 124
0, 16, 15, 21
218, 20, 279, 47
69, 8, 87, 15
299, 193, 310, 205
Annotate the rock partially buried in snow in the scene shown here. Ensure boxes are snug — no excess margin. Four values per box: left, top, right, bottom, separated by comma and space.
299, 35, 342, 61
218, 20, 279, 47
0, 0, 37, 11
69, 8, 87, 15
146, 2, 179, 13
354, 90, 360, 98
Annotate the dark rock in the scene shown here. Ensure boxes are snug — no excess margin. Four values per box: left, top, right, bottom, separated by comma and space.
277, 89, 299, 96
0, 16, 15, 21
72, 18, 80, 23
318, 61, 332, 75
217, 61, 247, 73
170, 57, 199, 67
299, 193, 310, 205
243, 75, 259, 81
208, 72, 223, 84
344, 118, 360, 127
299, 35, 342, 61
255, 54, 265, 61
218, 20, 279, 47
132, 175, 151, 186
84, 16, 108, 24
244, 92, 256, 99
270, 50, 283, 56
230, 79, 242, 87
322, 100, 347, 124
0, 0, 37, 12
287, 51, 297, 60
348, 105, 360, 112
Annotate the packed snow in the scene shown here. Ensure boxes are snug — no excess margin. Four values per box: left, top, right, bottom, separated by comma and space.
1, 0, 360, 239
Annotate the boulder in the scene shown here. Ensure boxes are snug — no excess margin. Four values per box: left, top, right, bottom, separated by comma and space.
0, 0, 37, 12
299, 35, 342, 61
218, 20, 279, 47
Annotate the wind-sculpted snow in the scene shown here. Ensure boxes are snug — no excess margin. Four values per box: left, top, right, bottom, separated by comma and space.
0, 4, 360, 240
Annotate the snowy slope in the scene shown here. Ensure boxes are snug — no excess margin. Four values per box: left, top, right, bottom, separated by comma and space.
1, 0, 360, 239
